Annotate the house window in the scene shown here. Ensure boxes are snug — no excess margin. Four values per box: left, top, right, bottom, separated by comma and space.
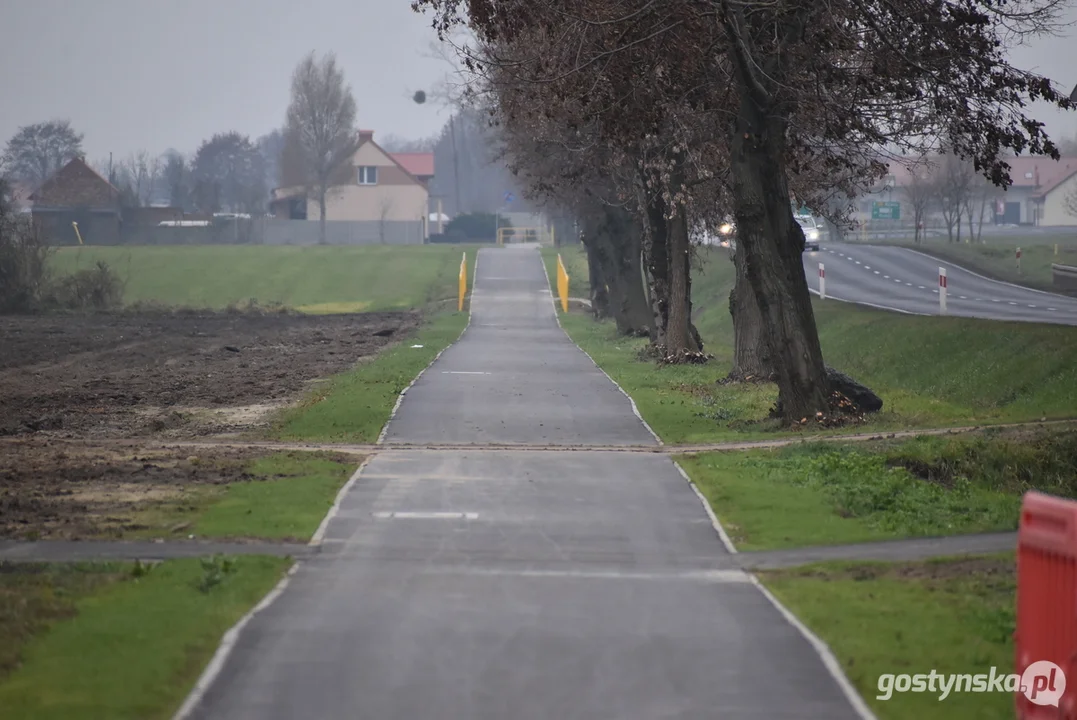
358, 166, 378, 185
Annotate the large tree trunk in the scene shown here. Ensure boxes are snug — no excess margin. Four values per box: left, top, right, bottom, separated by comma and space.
665, 202, 699, 353
728, 245, 775, 380
582, 233, 610, 319
602, 206, 651, 336
727, 96, 830, 422
639, 185, 671, 347
318, 188, 328, 246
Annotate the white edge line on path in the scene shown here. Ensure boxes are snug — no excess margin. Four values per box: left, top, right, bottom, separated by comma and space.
539, 249, 664, 446
900, 245, 1073, 300
809, 288, 924, 316
748, 576, 879, 720
375, 250, 480, 444
309, 455, 373, 546
173, 562, 301, 720
673, 461, 737, 554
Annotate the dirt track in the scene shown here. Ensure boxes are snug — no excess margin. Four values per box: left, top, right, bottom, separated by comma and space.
0, 309, 414, 539
0, 309, 417, 437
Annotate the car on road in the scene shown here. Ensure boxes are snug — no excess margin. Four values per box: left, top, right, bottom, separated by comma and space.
796, 215, 822, 251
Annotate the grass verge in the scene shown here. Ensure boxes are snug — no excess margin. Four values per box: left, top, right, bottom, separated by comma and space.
760, 554, 1015, 720
50, 244, 478, 311
274, 309, 469, 442
128, 451, 359, 542
0, 557, 290, 719
894, 239, 1077, 296
678, 426, 1077, 550
546, 245, 1077, 442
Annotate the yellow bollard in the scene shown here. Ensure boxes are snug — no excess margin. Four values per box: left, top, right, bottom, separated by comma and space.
458, 252, 467, 312
556, 253, 569, 312
71, 221, 84, 245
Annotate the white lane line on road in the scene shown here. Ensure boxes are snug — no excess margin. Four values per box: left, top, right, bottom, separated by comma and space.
838, 253, 845, 257
675, 461, 738, 554
1049, 307, 1058, 311
442, 371, 490, 375
894, 279, 902, 283
1028, 305, 1037, 308
918, 285, 926, 289
750, 577, 879, 720
1008, 302, 1018, 306
906, 283, 913, 287
992, 299, 1001, 302
864, 265, 871, 269
884, 275, 890, 279
959, 296, 968, 299
373, 511, 479, 520
414, 566, 752, 583
874, 271, 881, 275
855, 261, 861, 265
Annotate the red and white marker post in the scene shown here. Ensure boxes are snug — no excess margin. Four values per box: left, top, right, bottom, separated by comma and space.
1017, 246, 1022, 273
939, 266, 947, 315
819, 263, 826, 300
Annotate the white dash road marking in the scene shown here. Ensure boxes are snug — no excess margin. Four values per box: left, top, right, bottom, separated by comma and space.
894, 279, 902, 283
442, 371, 490, 375
884, 275, 890, 279
905, 283, 913, 287
373, 511, 479, 520
1008, 302, 1018, 306
959, 296, 968, 299
1028, 305, 1037, 308
991, 299, 1001, 302
864, 265, 871, 269
855, 261, 861, 265
918, 285, 926, 290
1049, 307, 1058, 311
874, 271, 881, 275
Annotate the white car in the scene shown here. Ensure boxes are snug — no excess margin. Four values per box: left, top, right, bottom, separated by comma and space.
796, 215, 822, 251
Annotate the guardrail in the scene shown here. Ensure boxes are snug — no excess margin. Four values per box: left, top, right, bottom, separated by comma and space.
1052, 264, 1077, 292
555, 254, 570, 312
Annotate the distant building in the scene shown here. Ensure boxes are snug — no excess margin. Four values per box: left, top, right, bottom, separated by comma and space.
860, 154, 1077, 227
270, 130, 435, 239
29, 158, 124, 244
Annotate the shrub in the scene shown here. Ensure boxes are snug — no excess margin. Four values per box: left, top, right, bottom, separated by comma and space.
445, 212, 511, 241
48, 260, 125, 310
0, 202, 53, 312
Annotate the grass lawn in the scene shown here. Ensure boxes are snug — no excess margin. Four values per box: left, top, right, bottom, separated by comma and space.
0, 557, 290, 720
129, 452, 359, 542
50, 244, 478, 312
545, 245, 1077, 442
761, 554, 1016, 720
896, 239, 1077, 296
678, 426, 1077, 550
274, 309, 469, 442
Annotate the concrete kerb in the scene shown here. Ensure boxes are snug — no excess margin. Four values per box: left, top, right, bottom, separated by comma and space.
173, 562, 301, 720
309, 455, 372, 546
674, 460, 738, 554
537, 248, 663, 445
375, 249, 479, 444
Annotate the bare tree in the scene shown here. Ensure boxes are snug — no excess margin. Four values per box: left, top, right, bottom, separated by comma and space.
938, 154, 974, 243
963, 172, 992, 244
2, 120, 84, 188
378, 197, 394, 243
901, 159, 938, 243
117, 150, 160, 206
162, 152, 192, 211
284, 52, 361, 245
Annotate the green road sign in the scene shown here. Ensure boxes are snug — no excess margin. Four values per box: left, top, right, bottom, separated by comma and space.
872, 201, 900, 220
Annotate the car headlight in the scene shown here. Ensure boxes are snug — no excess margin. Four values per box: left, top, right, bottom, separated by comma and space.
807, 229, 819, 241
719, 223, 733, 235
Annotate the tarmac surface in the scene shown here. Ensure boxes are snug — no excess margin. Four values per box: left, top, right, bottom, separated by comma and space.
183, 245, 868, 720
803, 241, 1077, 324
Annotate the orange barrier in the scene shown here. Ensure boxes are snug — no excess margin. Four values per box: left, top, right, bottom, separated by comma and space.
1017, 491, 1077, 718
458, 252, 467, 312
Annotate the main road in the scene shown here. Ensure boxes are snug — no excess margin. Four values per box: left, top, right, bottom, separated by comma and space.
181, 245, 869, 719
802, 241, 1077, 325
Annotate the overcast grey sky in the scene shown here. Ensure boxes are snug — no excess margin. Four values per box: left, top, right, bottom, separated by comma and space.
0, 0, 457, 160
0, 0, 1074, 161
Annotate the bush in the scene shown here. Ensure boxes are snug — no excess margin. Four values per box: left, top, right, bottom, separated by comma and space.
445, 212, 512, 241
0, 207, 53, 312
48, 260, 125, 310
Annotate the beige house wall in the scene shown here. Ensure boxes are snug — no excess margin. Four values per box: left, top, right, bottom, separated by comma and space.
1040, 174, 1077, 226
307, 184, 429, 223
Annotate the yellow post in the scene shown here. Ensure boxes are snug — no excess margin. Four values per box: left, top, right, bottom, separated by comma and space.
458, 252, 467, 311
556, 253, 569, 312
71, 221, 84, 245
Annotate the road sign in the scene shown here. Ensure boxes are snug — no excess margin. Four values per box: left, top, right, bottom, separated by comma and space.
871, 201, 900, 220
504, 191, 515, 203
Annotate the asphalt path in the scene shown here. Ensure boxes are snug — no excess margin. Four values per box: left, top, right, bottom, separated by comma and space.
803, 241, 1077, 325
185, 245, 866, 720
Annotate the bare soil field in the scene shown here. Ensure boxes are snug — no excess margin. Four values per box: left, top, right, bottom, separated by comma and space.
0, 309, 417, 438
0, 309, 414, 539
0, 439, 266, 539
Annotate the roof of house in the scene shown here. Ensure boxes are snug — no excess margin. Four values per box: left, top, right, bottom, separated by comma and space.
390, 152, 435, 178
29, 157, 121, 209
885, 154, 1077, 192
357, 132, 426, 187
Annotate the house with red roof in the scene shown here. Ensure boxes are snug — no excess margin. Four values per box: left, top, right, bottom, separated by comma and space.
270, 130, 435, 239
29, 157, 124, 244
